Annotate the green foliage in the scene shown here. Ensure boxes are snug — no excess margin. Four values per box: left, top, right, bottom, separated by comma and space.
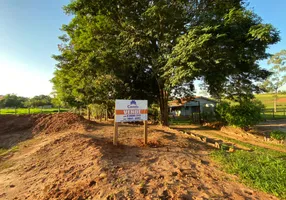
262, 50, 286, 93
148, 104, 160, 124
270, 130, 286, 141
29, 95, 52, 107
165, 6, 279, 101
216, 100, 264, 127
53, 0, 279, 125
212, 150, 286, 199
0, 94, 27, 108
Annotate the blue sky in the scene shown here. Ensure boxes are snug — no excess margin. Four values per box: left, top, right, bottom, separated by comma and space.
0, 0, 285, 97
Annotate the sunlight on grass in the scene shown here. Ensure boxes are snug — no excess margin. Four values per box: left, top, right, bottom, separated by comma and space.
212, 150, 286, 199
0, 146, 19, 156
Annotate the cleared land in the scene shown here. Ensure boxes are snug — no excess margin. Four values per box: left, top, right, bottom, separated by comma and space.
0, 113, 285, 199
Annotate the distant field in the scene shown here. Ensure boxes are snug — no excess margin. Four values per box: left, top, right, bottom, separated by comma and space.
0, 108, 68, 115
255, 94, 286, 119
255, 93, 286, 109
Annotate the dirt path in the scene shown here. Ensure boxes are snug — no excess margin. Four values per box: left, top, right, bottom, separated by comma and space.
0, 123, 279, 200
172, 123, 286, 153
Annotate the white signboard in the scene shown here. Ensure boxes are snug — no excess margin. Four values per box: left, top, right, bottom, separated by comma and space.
115, 100, 148, 122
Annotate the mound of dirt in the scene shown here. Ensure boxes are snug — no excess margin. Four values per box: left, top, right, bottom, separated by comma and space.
0, 113, 95, 148
0, 115, 35, 136
32, 113, 93, 135
0, 125, 278, 200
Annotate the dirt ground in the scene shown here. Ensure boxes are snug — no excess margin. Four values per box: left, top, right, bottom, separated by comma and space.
0, 114, 281, 200
173, 119, 286, 153
255, 119, 286, 133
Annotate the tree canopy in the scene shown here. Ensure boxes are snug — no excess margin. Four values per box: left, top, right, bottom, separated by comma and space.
0, 94, 27, 108
262, 49, 286, 93
52, 0, 279, 125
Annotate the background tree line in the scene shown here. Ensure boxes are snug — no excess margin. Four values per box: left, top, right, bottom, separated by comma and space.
0, 94, 53, 108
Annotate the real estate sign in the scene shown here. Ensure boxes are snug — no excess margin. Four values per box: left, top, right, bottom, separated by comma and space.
115, 100, 148, 122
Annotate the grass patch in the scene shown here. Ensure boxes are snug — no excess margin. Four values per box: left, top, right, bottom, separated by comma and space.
0, 108, 68, 115
0, 148, 8, 155
255, 94, 286, 109
270, 130, 286, 141
0, 146, 19, 156
170, 117, 191, 125
212, 149, 286, 199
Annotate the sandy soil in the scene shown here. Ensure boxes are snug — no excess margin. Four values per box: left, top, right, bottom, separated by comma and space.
0, 114, 279, 200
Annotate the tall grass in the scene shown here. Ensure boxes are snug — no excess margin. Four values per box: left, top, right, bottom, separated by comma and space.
212, 150, 286, 199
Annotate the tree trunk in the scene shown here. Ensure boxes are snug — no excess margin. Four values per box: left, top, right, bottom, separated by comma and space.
105, 107, 108, 121
158, 89, 169, 126
87, 106, 91, 121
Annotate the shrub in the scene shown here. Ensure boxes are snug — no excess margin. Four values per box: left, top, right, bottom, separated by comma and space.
148, 103, 160, 124
270, 130, 286, 140
216, 100, 264, 128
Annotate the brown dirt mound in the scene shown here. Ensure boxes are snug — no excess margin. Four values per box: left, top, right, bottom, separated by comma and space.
32, 113, 92, 135
0, 113, 95, 148
0, 115, 35, 136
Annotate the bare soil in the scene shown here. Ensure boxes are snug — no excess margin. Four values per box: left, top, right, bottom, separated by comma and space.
0, 114, 280, 200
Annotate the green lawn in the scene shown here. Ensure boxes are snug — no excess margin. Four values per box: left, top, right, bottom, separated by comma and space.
212, 144, 286, 199
0, 108, 68, 115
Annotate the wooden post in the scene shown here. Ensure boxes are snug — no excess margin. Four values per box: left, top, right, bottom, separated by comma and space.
87, 106, 91, 121
144, 120, 148, 145
105, 108, 108, 121
113, 122, 118, 145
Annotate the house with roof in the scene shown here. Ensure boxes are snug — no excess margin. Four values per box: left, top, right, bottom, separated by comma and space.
169, 96, 217, 117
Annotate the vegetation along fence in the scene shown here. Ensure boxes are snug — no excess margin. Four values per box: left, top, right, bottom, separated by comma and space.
0, 108, 67, 115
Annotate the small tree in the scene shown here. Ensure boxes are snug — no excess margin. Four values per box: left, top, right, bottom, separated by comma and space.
262, 50, 286, 112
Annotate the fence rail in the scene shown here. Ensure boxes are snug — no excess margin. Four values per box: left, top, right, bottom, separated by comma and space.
262, 108, 286, 119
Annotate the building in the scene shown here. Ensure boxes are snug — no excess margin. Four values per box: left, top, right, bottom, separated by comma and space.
169, 96, 217, 117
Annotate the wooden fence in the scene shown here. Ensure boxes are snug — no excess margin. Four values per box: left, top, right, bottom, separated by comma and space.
262, 108, 286, 119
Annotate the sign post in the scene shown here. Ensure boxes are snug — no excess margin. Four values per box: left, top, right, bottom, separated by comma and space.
114, 100, 148, 145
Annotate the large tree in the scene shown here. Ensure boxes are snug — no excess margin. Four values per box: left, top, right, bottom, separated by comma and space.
53, 0, 279, 125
